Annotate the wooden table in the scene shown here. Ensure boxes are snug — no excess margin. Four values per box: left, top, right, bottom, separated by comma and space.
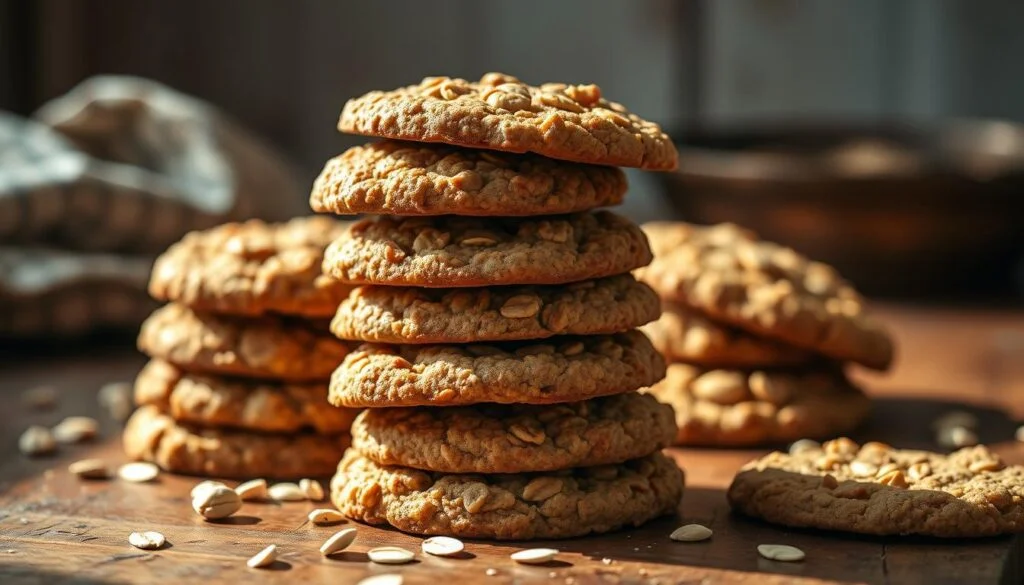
1, 305, 1023, 585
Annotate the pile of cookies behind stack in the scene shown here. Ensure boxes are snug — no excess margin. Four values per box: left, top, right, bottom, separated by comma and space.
637, 222, 894, 447
123, 217, 357, 479
311, 73, 685, 539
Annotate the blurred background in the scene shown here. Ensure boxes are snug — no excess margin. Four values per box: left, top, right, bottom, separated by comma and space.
2, 0, 1024, 343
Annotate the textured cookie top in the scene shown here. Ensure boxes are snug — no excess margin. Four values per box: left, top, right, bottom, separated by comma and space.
310, 141, 627, 216
646, 363, 869, 447
728, 439, 1024, 537
323, 211, 651, 287
351, 392, 675, 474
330, 275, 661, 344
330, 451, 684, 540
637, 222, 894, 370
330, 330, 665, 408
339, 72, 678, 170
149, 217, 352, 317
134, 359, 357, 435
643, 302, 814, 368
138, 303, 349, 382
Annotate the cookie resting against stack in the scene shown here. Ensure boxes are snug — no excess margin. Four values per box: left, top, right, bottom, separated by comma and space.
310, 72, 685, 540
635, 222, 894, 447
122, 217, 358, 479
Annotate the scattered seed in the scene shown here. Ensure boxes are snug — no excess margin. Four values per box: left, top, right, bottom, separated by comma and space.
757, 544, 805, 562
118, 462, 160, 483
308, 509, 346, 525
300, 478, 324, 501
98, 382, 133, 421
670, 524, 712, 542
937, 426, 978, 449
602, 558, 613, 565
192, 485, 242, 520
128, 531, 165, 550
1016, 425, 1024, 443
22, 386, 57, 410
51, 416, 99, 444
421, 536, 464, 557
367, 546, 415, 565
357, 575, 403, 585
68, 459, 110, 479
320, 528, 357, 556
268, 482, 305, 502
19, 426, 56, 456
511, 548, 559, 564
247, 544, 278, 568
236, 479, 269, 501
932, 411, 978, 431
191, 480, 227, 499
485, 568, 498, 576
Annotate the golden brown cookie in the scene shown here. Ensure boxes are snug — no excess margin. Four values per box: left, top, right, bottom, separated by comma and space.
637, 222, 894, 370
310, 141, 627, 216
330, 275, 661, 344
350, 392, 675, 473
138, 304, 349, 382
728, 439, 1024, 537
645, 363, 870, 447
642, 302, 814, 368
339, 73, 678, 170
330, 451, 684, 539
133, 360, 358, 434
149, 217, 352, 317
323, 211, 651, 288
123, 406, 349, 479
330, 331, 664, 408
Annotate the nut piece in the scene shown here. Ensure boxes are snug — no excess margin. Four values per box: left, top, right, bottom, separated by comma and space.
690, 370, 749, 405
19, 426, 56, 456
669, 524, 712, 542
128, 531, 166, 550
68, 459, 110, 480
268, 482, 306, 502
191, 480, 227, 499
511, 548, 559, 565
52, 417, 99, 444
907, 462, 932, 481
522, 477, 562, 502
367, 546, 415, 565
192, 485, 242, 520
789, 439, 821, 455
849, 460, 879, 478
308, 509, 346, 525
300, 478, 325, 501
22, 386, 57, 410
499, 295, 541, 319
878, 469, 909, 489
820, 474, 839, 489
118, 462, 160, 483
98, 382, 134, 421
757, 544, 805, 562
508, 424, 546, 445
236, 478, 269, 501
320, 528, 358, 556
247, 544, 278, 569
421, 536, 465, 557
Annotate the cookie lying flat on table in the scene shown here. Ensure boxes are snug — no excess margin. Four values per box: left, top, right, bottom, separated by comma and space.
310, 141, 627, 217
645, 363, 870, 447
324, 211, 651, 288
149, 217, 351, 318
138, 303, 349, 382
728, 439, 1024, 537
331, 331, 664, 408
350, 392, 676, 473
123, 406, 349, 479
330, 274, 661, 344
339, 72, 678, 170
637, 222, 894, 370
133, 360, 358, 434
330, 451, 684, 540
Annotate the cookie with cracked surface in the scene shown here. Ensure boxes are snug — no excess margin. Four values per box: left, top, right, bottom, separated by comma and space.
138, 304, 349, 381
310, 141, 627, 217
324, 211, 651, 288
645, 363, 869, 447
330, 330, 664, 408
149, 217, 352, 317
330, 274, 660, 344
642, 302, 814, 368
123, 406, 349, 479
330, 450, 684, 539
637, 221, 894, 370
728, 439, 1024, 537
338, 72, 678, 170
350, 392, 675, 474
133, 360, 358, 434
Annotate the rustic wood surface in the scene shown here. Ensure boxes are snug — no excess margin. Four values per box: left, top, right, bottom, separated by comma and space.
1, 305, 1023, 585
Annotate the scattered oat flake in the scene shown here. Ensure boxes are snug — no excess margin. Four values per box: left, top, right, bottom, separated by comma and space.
320, 528, 357, 556
19, 426, 56, 456
22, 386, 57, 409
118, 462, 160, 483
485, 568, 498, 576
357, 576, 403, 585
128, 531, 165, 550
247, 544, 278, 568
757, 544, 805, 562
368, 546, 415, 565
308, 508, 345, 525
268, 482, 305, 501
421, 536, 464, 557
235, 478, 268, 501
670, 524, 712, 542
1016, 425, 1024, 443
602, 557, 613, 565
511, 548, 558, 564
68, 459, 110, 480
51, 416, 99, 444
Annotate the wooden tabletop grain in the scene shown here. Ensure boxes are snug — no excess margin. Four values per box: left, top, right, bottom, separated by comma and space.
0, 305, 1023, 585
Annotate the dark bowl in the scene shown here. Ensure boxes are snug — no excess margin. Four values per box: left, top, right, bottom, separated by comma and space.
653, 120, 1024, 299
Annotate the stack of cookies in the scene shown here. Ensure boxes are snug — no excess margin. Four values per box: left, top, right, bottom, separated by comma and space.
636, 222, 894, 447
123, 217, 357, 479
312, 73, 685, 539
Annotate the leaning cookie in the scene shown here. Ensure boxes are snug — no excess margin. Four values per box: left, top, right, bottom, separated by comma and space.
339, 72, 678, 170
310, 141, 627, 216
123, 406, 349, 479
728, 439, 1024, 537
330, 451, 684, 540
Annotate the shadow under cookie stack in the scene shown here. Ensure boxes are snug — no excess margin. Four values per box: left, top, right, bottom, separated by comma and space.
312, 72, 685, 539
636, 222, 895, 447
123, 218, 357, 479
